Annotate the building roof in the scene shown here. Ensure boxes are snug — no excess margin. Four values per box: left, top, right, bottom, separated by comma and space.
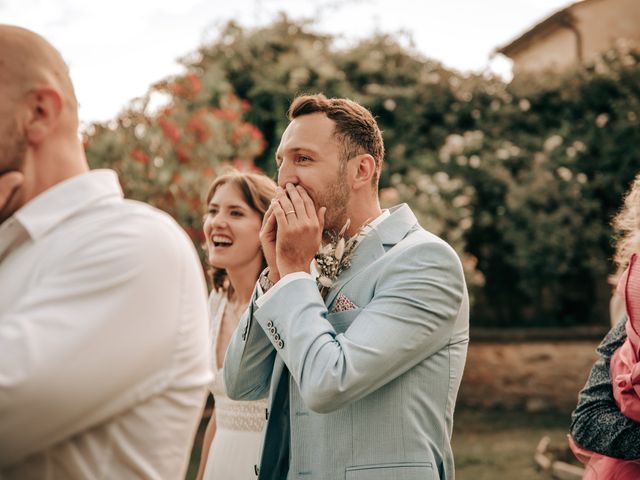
496, 0, 596, 57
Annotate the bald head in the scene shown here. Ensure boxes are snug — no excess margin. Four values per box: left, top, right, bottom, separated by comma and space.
0, 25, 78, 123
0, 25, 88, 223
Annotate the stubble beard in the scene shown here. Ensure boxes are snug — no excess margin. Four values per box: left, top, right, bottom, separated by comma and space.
0, 122, 27, 224
315, 173, 350, 242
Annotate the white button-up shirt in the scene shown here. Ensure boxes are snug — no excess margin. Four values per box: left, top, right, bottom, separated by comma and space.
0, 170, 212, 479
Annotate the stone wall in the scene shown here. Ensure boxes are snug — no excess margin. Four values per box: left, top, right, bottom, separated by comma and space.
457, 340, 600, 413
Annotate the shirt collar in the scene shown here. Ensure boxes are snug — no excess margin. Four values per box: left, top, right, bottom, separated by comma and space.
367, 209, 390, 229
359, 209, 390, 237
12, 169, 123, 241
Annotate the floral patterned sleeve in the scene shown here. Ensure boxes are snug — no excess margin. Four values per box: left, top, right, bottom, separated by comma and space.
570, 316, 640, 459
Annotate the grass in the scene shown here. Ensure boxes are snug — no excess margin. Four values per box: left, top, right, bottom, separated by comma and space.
452, 409, 572, 480
186, 409, 572, 479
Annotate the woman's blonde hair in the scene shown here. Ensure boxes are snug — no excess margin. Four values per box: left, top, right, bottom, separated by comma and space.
613, 174, 640, 274
204, 170, 277, 294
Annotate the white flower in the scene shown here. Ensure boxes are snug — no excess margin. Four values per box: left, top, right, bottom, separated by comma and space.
557, 166, 573, 182
383, 99, 396, 111
339, 218, 351, 237
314, 218, 365, 297
334, 238, 345, 261
496, 148, 510, 160
456, 155, 468, 166
319, 243, 333, 255
573, 140, 587, 152
544, 135, 563, 152
596, 113, 609, 128
445, 134, 465, 155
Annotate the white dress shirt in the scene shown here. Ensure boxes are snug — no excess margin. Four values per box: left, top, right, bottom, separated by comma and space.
0, 170, 212, 479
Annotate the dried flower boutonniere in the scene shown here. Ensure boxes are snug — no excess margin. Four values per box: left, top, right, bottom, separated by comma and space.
314, 218, 366, 298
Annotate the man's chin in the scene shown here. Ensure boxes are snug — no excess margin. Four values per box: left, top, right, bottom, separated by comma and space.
0, 185, 24, 224
0, 204, 19, 224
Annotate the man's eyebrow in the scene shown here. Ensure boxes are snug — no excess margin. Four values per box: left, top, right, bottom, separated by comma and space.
292, 147, 318, 154
278, 147, 319, 156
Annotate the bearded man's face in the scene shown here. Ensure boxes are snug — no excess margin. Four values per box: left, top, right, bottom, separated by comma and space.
0, 116, 27, 223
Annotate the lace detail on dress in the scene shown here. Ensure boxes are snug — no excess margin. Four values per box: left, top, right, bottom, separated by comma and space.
215, 396, 267, 432
207, 290, 267, 433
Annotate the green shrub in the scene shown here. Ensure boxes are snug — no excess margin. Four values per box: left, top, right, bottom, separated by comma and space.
85, 17, 640, 327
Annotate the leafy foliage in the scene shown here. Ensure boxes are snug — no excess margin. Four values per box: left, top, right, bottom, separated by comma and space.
85, 17, 640, 327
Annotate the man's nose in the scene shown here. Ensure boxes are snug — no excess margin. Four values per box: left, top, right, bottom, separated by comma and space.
277, 162, 298, 188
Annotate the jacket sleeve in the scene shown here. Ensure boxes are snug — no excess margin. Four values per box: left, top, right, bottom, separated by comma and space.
253, 241, 466, 413
570, 316, 640, 459
223, 285, 276, 401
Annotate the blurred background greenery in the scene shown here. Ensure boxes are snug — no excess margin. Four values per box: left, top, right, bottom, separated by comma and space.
85, 15, 640, 329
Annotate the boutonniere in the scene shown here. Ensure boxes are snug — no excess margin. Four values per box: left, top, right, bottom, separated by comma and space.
314, 219, 366, 298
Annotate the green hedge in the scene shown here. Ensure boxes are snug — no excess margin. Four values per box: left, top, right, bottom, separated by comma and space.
85, 17, 640, 327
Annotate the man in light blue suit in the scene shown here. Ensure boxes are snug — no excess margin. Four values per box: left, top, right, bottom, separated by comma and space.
224, 94, 469, 480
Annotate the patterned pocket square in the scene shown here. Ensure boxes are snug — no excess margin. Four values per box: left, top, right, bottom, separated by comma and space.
331, 293, 358, 313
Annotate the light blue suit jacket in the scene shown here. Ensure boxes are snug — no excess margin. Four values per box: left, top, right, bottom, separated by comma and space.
224, 204, 469, 480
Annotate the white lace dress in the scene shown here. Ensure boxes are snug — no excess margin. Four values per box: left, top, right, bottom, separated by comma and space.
202, 291, 267, 480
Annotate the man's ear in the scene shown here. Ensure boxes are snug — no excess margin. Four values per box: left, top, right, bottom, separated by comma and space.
351, 154, 377, 191
22, 87, 63, 144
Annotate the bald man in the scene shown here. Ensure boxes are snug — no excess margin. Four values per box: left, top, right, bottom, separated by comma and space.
0, 26, 211, 479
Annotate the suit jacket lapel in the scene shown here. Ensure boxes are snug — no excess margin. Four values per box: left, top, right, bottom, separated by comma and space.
324, 204, 418, 308
324, 231, 384, 308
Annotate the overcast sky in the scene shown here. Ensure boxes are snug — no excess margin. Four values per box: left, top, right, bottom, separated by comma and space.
1, 0, 574, 124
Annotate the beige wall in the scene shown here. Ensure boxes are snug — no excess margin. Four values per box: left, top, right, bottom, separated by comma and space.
510, 0, 640, 76
511, 28, 578, 76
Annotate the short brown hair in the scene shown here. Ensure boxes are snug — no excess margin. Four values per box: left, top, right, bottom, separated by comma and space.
204, 170, 277, 294
288, 94, 384, 186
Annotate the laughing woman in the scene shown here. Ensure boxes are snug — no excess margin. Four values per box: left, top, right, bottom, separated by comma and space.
196, 171, 276, 480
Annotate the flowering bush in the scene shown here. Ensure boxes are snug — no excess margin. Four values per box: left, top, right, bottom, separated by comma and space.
85, 72, 266, 256
86, 17, 640, 327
